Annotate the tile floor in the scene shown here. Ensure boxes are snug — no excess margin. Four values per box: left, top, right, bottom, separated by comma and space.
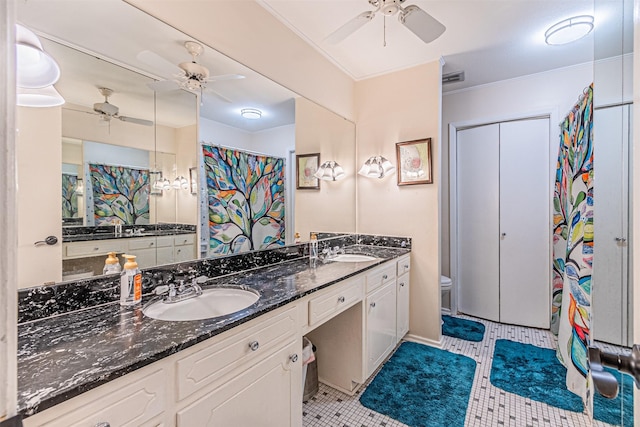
302, 314, 627, 427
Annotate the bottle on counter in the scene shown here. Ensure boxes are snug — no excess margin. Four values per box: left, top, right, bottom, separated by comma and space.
309, 233, 319, 260
120, 254, 142, 306
103, 251, 122, 275
294, 232, 301, 244
113, 219, 123, 237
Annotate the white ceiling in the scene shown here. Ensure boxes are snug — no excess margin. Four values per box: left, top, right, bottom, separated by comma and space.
259, 0, 633, 91
17, 0, 297, 131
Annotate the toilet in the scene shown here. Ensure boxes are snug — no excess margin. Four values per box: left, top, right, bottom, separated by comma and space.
441, 275, 454, 314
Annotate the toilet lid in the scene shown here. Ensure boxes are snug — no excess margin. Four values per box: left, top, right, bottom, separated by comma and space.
440, 275, 452, 285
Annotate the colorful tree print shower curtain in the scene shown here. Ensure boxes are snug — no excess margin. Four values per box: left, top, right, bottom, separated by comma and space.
202, 145, 285, 255
551, 84, 594, 409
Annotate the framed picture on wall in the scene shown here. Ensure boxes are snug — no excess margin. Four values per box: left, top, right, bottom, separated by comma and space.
396, 138, 433, 186
189, 167, 198, 195
296, 153, 320, 190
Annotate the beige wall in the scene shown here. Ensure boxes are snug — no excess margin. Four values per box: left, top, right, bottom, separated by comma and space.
355, 61, 443, 344
125, 0, 355, 121
175, 124, 198, 225
294, 98, 356, 239
16, 106, 63, 288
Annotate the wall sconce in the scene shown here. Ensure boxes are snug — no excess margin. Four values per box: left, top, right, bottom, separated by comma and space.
358, 156, 396, 179
172, 176, 189, 190
75, 178, 84, 196
314, 161, 345, 181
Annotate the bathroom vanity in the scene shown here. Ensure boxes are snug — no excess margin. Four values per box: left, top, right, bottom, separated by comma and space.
18, 241, 410, 427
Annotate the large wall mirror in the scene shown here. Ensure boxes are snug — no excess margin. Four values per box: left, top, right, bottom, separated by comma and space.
16, 0, 356, 289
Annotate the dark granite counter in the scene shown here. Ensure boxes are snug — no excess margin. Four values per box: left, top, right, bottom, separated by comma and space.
62, 223, 197, 243
17, 244, 410, 417
62, 228, 196, 242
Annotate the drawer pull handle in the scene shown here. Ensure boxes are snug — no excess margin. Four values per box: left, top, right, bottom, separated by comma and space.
289, 353, 299, 363
338, 296, 345, 303
94, 247, 99, 251
249, 341, 260, 351
400, 282, 405, 287
150, 242, 154, 246
404, 264, 409, 269
94, 423, 111, 427
370, 302, 376, 308
382, 274, 388, 280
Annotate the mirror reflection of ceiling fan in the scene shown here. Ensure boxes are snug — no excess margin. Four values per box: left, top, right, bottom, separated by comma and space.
142, 41, 245, 103
91, 87, 154, 126
326, 0, 446, 45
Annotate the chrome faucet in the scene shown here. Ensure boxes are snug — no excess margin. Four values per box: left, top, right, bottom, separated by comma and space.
322, 246, 345, 262
164, 278, 203, 304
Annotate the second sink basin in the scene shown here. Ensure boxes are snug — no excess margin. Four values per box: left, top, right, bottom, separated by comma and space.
143, 287, 260, 322
330, 254, 378, 262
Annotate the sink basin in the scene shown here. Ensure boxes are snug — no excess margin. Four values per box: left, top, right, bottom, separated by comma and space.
330, 254, 378, 262
143, 287, 260, 321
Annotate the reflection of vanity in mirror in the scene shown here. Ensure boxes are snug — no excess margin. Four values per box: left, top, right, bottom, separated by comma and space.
17, 0, 356, 289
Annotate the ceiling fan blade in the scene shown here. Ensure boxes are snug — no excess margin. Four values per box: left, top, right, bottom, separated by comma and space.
399, 5, 446, 44
209, 73, 246, 81
325, 11, 375, 44
147, 79, 181, 93
205, 88, 233, 103
117, 115, 154, 126
136, 49, 180, 78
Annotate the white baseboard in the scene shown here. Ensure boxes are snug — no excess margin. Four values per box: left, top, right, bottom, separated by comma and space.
404, 334, 443, 349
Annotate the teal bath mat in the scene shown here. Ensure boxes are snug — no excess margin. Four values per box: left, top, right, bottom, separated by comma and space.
360, 341, 476, 427
442, 315, 485, 342
490, 339, 633, 426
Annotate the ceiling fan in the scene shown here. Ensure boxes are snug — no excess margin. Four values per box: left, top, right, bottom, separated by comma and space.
143, 41, 245, 103
92, 87, 153, 126
326, 0, 446, 45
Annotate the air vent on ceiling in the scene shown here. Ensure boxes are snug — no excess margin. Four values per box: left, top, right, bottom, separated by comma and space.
442, 71, 465, 84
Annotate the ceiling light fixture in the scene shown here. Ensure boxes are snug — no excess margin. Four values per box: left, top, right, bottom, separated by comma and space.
314, 161, 346, 181
16, 24, 61, 89
545, 15, 594, 45
241, 108, 262, 120
358, 156, 396, 179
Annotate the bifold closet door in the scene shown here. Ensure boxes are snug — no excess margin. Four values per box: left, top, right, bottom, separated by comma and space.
498, 118, 550, 329
457, 124, 501, 322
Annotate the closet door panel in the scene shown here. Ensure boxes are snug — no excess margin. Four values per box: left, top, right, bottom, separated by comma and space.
592, 105, 628, 345
456, 124, 500, 322
499, 119, 550, 328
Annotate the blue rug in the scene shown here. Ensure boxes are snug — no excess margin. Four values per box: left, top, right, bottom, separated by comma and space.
490, 339, 633, 426
442, 315, 485, 342
360, 341, 476, 427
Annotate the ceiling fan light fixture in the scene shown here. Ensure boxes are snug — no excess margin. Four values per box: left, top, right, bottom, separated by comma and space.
545, 15, 594, 45
241, 108, 262, 120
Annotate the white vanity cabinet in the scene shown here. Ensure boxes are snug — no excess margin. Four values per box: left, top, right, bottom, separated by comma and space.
396, 256, 411, 343
365, 264, 398, 378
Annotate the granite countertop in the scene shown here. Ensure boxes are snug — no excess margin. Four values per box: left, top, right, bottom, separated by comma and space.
17, 245, 410, 416
62, 229, 196, 243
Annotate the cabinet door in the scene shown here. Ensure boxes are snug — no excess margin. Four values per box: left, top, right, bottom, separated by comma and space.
366, 282, 397, 377
128, 247, 156, 269
174, 244, 195, 262
176, 340, 301, 427
396, 272, 410, 343
156, 246, 174, 265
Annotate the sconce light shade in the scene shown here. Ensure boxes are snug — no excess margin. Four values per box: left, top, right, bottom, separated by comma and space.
241, 108, 262, 119
17, 85, 65, 107
545, 15, 594, 45
314, 161, 346, 181
75, 178, 84, 196
358, 156, 396, 179
16, 24, 61, 89
172, 176, 189, 190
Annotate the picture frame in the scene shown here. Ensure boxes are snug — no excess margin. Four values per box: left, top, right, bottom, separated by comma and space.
296, 153, 320, 190
396, 138, 433, 186
149, 171, 163, 195
189, 167, 198, 195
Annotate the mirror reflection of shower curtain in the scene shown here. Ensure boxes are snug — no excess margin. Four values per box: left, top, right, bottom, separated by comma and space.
551, 84, 594, 412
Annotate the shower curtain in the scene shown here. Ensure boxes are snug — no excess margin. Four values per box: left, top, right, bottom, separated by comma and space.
551, 84, 594, 410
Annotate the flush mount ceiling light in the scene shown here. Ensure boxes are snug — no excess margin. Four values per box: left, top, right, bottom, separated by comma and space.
545, 15, 594, 45
358, 156, 396, 179
314, 161, 346, 181
241, 108, 262, 119
16, 24, 61, 88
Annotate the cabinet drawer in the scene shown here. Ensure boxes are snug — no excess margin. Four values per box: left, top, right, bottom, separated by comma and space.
176, 305, 298, 400
64, 239, 124, 258
155, 235, 174, 248
174, 234, 196, 246
366, 263, 396, 293
128, 237, 160, 250
397, 256, 410, 276
23, 367, 165, 427
308, 276, 364, 327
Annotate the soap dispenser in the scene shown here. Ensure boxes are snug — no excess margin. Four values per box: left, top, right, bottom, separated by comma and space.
309, 233, 319, 260
120, 254, 142, 306
103, 252, 122, 275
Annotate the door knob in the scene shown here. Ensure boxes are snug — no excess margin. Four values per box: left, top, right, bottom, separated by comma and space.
501, 233, 507, 238
248, 341, 260, 351
34, 235, 58, 247
289, 353, 298, 363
